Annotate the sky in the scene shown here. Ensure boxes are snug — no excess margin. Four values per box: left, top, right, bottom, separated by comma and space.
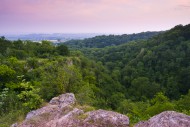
0, 0, 190, 34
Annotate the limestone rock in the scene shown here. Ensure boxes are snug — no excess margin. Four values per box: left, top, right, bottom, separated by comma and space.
26, 105, 59, 120
84, 109, 129, 127
135, 111, 190, 127
49, 93, 76, 108
16, 93, 129, 127
46, 108, 84, 127
25, 93, 75, 120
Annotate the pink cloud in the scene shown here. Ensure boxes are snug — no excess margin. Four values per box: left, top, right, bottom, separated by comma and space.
0, 0, 190, 34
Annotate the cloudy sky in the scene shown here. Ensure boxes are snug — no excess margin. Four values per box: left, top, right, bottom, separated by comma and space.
0, 0, 190, 34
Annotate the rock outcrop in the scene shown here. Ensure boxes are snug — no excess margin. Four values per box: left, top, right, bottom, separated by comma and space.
25, 93, 75, 120
84, 109, 129, 127
135, 111, 190, 127
16, 93, 129, 127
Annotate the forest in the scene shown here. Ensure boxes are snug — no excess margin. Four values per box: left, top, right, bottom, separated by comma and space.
64, 31, 160, 48
0, 24, 190, 126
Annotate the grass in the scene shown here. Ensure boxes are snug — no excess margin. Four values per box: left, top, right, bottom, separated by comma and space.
0, 110, 26, 127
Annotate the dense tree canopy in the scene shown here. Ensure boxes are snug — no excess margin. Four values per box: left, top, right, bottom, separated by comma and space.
71, 24, 190, 101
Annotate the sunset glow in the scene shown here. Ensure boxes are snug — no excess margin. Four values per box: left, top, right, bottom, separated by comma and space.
1, 0, 190, 34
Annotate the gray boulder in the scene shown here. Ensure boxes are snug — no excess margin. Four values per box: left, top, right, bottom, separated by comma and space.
135, 111, 190, 127
49, 93, 76, 108
26, 93, 75, 120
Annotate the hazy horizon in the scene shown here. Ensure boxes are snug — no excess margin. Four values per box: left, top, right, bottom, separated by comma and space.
2, 31, 160, 36
1, 0, 190, 34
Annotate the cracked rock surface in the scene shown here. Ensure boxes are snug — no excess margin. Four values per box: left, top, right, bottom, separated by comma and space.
14, 93, 129, 127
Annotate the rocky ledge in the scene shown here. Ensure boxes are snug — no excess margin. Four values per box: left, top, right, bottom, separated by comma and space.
12, 93, 190, 127
14, 93, 129, 127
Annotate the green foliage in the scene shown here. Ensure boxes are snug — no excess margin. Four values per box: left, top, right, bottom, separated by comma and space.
0, 39, 69, 59
176, 90, 190, 114
145, 92, 175, 116
117, 99, 150, 123
17, 82, 43, 110
0, 88, 9, 110
37, 59, 84, 100
0, 65, 15, 81
0, 110, 25, 127
0, 38, 12, 56
37, 41, 54, 57
129, 77, 160, 100
0, 65, 16, 89
76, 83, 96, 105
0, 88, 25, 126
108, 92, 125, 110
56, 44, 70, 56
26, 57, 39, 69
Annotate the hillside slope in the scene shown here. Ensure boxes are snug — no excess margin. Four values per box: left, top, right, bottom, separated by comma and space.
74, 24, 190, 100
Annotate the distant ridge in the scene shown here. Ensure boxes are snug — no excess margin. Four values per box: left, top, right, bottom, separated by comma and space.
2, 33, 101, 42
64, 31, 161, 48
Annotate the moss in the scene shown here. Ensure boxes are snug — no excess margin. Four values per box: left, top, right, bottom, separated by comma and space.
77, 113, 88, 120
61, 105, 74, 115
75, 105, 95, 113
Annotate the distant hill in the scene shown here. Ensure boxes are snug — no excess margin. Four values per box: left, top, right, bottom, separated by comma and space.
3, 33, 100, 42
64, 31, 161, 48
